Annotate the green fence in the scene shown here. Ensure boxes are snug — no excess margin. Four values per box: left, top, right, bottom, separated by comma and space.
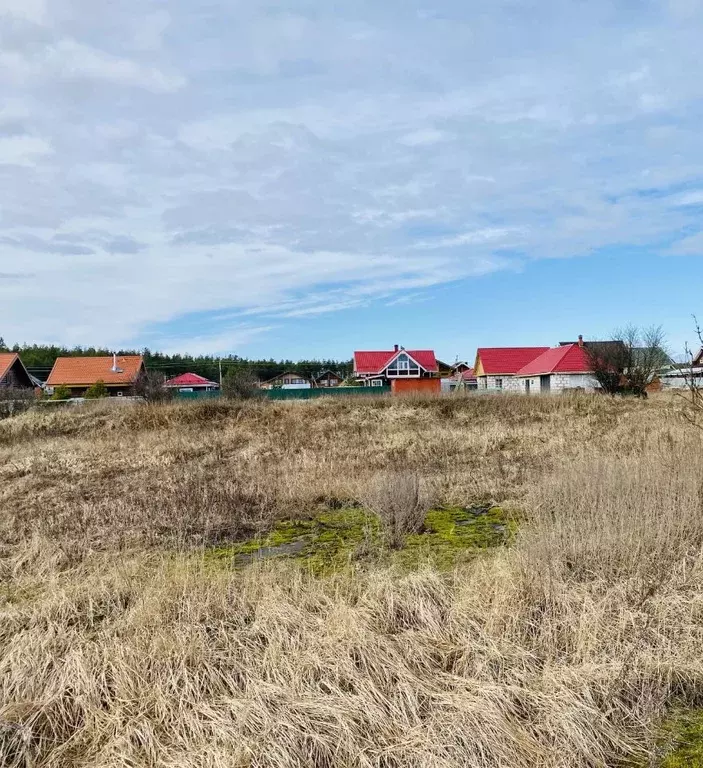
176, 387, 390, 401
176, 391, 221, 400
264, 386, 390, 400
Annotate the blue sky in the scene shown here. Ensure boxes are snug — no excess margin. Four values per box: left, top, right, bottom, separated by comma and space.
2, 0, 703, 361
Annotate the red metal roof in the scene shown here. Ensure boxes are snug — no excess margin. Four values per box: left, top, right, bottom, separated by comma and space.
476, 347, 549, 375
354, 349, 438, 374
516, 343, 592, 376
164, 372, 219, 388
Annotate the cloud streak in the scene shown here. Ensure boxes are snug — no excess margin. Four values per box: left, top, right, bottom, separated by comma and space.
1, 0, 703, 351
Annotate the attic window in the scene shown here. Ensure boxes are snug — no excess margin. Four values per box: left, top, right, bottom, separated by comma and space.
387, 352, 420, 377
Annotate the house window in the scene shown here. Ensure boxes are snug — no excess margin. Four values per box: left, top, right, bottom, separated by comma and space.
495, 378, 503, 390
370, 379, 383, 387
387, 352, 420, 377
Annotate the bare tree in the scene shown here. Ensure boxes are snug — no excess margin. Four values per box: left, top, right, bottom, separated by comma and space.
132, 371, 173, 403
678, 316, 703, 429
585, 325, 669, 397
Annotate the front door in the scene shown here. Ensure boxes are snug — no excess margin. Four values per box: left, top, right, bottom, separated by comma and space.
540, 375, 551, 392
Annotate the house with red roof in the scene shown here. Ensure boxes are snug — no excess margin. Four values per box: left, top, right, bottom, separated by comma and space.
46, 355, 145, 397
164, 372, 220, 392
474, 346, 549, 391
516, 336, 599, 394
353, 345, 438, 388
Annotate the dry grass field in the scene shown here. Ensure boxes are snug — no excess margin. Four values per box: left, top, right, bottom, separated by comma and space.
2, 393, 703, 767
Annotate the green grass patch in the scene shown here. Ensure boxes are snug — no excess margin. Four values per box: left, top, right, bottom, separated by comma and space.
651, 710, 703, 767
396, 506, 514, 569
207, 505, 514, 574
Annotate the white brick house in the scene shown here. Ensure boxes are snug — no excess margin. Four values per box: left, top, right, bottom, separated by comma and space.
516, 339, 600, 394
474, 347, 549, 391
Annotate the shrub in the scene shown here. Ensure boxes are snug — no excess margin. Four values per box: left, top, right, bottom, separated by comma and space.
0, 387, 35, 419
132, 371, 173, 402
84, 380, 108, 399
51, 384, 72, 401
222, 369, 262, 400
362, 471, 433, 549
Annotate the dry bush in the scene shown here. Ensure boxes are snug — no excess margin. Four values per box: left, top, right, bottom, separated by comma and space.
362, 471, 433, 548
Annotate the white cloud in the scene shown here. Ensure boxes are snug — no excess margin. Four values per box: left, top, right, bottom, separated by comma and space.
673, 190, 703, 206
131, 11, 171, 51
151, 325, 275, 356
398, 128, 447, 146
0, 135, 52, 165
669, 233, 703, 255
45, 40, 186, 93
0, 0, 46, 24
2, 0, 703, 351
414, 228, 518, 249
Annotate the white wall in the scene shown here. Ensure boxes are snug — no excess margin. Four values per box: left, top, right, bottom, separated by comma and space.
520, 373, 600, 394
477, 375, 524, 392
552, 373, 600, 391
660, 375, 703, 389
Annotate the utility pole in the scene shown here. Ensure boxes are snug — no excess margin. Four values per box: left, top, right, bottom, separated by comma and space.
219, 359, 223, 389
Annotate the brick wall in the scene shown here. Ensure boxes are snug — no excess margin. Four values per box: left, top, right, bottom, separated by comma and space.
479, 375, 523, 392
552, 373, 599, 391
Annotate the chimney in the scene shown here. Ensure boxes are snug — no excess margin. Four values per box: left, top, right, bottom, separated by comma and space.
578, 335, 584, 347
394, 344, 399, 352
111, 353, 123, 374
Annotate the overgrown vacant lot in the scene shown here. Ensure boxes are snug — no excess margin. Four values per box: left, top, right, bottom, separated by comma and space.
2, 394, 703, 767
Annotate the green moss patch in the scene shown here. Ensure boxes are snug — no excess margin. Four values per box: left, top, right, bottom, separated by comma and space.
208, 509, 379, 574
208, 505, 514, 574
652, 710, 703, 767
397, 506, 514, 569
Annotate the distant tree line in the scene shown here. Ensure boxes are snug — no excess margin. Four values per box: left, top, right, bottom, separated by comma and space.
0, 338, 353, 384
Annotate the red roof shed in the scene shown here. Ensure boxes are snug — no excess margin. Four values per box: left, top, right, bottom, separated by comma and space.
164, 372, 220, 388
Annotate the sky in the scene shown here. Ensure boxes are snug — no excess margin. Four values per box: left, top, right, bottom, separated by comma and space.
2, 0, 703, 362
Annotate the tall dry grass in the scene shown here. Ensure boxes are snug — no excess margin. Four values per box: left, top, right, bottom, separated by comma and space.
1, 393, 702, 767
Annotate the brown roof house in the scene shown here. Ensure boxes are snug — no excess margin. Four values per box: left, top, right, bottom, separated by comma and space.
46, 355, 145, 397
0, 353, 34, 390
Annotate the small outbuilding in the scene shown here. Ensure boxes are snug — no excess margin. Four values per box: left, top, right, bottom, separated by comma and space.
164, 372, 220, 392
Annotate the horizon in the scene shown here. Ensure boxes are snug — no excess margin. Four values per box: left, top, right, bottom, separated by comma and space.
2, 1, 703, 360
